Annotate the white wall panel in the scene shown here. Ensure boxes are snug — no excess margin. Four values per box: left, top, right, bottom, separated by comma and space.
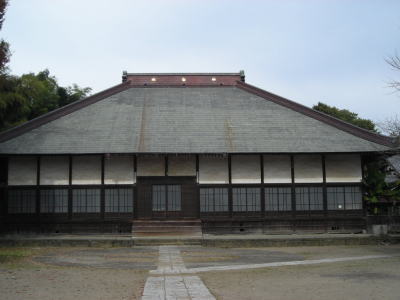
8, 157, 37, 186
231, 155, 261, 183
263, 155, 292, 183
168, 155, 196, 176
199, 156, 229, 184
40, 156, 69, 185
104, 155, 135, 184
294, 155, 323, 183
72, 156, 101, 185
325, 154, 362, 182
137, 156, 165, 176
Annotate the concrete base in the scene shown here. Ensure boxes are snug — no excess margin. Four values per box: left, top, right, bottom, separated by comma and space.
1, 233, 400, 247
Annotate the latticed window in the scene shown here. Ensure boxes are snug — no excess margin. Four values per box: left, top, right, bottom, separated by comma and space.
295, 187, 323, 211
8, 189, 36, 214
200, 188, 229, 212
152, 185, 181, 212
265, 187, 292, 211
232, 187, 261, 212
105, 188, 133, 213
72, 189, 100, 213
40, 189, 68, 213
327, 186, 362, 210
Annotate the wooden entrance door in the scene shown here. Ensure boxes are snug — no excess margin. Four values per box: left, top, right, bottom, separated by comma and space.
152, 184, 181, 218
136, 177, 198, 219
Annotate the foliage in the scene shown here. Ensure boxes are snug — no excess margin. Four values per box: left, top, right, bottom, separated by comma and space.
0, 0, 10, 74
0, 69, 92, 131
363, 161, 400, 204
378, 115, 400, 137
313, 102, 378, 132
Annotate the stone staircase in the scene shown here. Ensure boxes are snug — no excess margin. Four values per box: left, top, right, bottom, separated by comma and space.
132, 219, 203, 238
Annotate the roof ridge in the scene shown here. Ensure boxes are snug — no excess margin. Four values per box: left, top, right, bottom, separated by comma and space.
236, 81, 395, 148
0, 81, 131, 143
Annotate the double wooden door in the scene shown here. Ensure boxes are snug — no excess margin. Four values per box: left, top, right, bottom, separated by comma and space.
136, 177, 198, 219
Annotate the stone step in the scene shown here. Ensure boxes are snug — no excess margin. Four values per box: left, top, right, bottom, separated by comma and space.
132, 219, 203, 238
133, 226, 202, 232
132, 220, 201, 227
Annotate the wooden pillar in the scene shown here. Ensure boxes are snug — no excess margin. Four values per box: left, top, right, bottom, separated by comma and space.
0, 157, 8, 217
260, 154, 265, 217
322, 154, 328, 232
133, 154, 137, 219
36, 156, 41, 219
68, 155, 73, 220
228, 154, 233, 218
101, 155, 105, 220
165, 155, 168, 177
360, 154, 367, 217
196, 154, 200, 218
290, 155, 296, 231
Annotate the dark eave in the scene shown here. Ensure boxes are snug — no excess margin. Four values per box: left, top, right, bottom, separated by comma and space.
236, 81, 396, 148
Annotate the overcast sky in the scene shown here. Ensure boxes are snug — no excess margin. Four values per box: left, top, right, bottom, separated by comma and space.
2, 0, 400, 123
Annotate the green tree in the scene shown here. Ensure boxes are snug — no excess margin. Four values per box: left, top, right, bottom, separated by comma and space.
313, 102, 378, 132
0, 69, 91, 131
0, 0, 10, 74
363, 161, 400, 214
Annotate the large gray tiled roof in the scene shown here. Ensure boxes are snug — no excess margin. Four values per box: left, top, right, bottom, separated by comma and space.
0, 86, 392, 154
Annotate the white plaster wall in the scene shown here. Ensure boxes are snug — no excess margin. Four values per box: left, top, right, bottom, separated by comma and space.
294, 155, 323, 183
168, 156, 196, 176
231, 155, 261, 183
8, 157, 37, 186
325, 154, 362, 182
199, 156, 229, 184
72, 156, 101, 185
137, 156, 165, 176
40, 156, 69, 185
104, 155, 135, 184
263, 155, 292, 183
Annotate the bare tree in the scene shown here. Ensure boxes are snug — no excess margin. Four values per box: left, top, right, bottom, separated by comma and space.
386, 53, 400, 92
378, 115, 400, 137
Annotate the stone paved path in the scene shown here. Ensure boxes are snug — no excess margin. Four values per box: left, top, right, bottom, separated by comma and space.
152, 254, 394, 275
142, 246, 215, 300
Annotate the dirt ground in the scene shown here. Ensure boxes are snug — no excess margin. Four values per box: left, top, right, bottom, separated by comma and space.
200, 246, 400, 300
0, 247, 151, 300
0, 244, 399, 300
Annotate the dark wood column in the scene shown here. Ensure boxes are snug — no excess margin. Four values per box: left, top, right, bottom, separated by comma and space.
36, 156, 41, 218
133, 154, 137, 219
101, 155, 105, 220
228, 154, 233, 218
260, 154, 265, 217
0, 157, 8, 217
290, 155, 296, 230
322, 154, 328, 232
68, 155, 73, 220
165, 155, 168, 176
196, 154, 200, 217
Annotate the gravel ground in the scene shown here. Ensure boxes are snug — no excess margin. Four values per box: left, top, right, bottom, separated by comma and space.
0, 244, 399, 300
